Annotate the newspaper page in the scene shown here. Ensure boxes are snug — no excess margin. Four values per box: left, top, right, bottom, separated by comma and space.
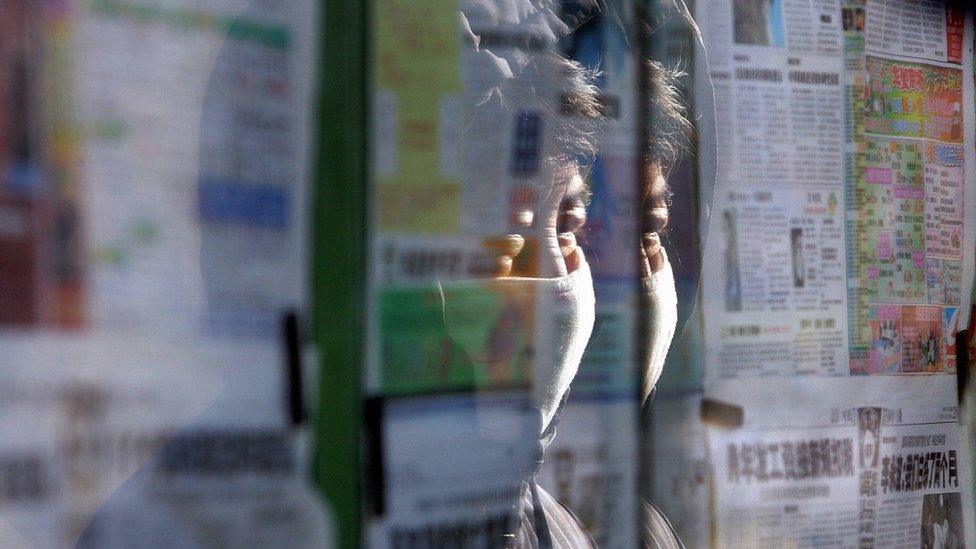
367, 0, 517, 394
366, 0, 643, 393
365, 393, 541, 546
537, 396, 639, 548
72, 0, 315, 338
0, 0, 329, 545
0, 336, 333, 548
372, 397, 638, 547
648, 394, 711, 549
698, 0, 851, 379
0, 336, 218, 546
707, 376, 973, 548
366, 2, 644, 545
697, 0, 975, 381
0, 0, 315, 336
692, 1, 976, 547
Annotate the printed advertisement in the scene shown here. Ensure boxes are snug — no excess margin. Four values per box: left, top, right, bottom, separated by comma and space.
848, 7, 972, 373
376, 277, 535, 395
864, 57, 963, 143
372, 0, 461, 233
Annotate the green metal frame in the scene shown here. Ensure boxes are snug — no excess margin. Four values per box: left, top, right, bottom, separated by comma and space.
311, 0, 369, 547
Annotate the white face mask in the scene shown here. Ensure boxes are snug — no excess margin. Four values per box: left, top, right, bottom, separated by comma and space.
642, 251, 678, 404
440, 252, 596, 432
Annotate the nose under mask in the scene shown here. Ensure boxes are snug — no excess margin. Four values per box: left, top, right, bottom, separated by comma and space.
439, 247, 678, 431
440, 253, 595, 432
642, 251, 678, 404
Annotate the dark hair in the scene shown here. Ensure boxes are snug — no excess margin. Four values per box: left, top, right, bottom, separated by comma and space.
460, 2, 692, 236
465, 49, 605, 170
642, 59, 691, 235
643, 59, 691, 176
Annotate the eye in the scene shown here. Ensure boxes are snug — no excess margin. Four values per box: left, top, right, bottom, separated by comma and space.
642, 204, 669, 235
557, 192, 588, 234
642, 185, 672, 235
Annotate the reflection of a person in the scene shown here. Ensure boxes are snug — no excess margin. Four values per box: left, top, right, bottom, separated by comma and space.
445, 3, 691, 546
637, 62, 687, 547
446, 11, 602, 540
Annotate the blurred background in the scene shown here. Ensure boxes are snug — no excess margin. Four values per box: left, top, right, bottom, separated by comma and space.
0, 0, 975, 547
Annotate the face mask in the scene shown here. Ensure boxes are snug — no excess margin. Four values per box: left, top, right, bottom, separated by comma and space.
440, 252, 595, 432
641, 251, 678, 404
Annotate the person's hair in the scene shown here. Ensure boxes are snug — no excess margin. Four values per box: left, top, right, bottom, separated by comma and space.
466, 49, 604, 169
643, 59, 691, 176
461, 2, 692, 236
642, 58, 691, 236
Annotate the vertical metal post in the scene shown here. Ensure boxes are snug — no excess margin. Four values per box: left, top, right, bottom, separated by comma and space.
311, 1, 369, 547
